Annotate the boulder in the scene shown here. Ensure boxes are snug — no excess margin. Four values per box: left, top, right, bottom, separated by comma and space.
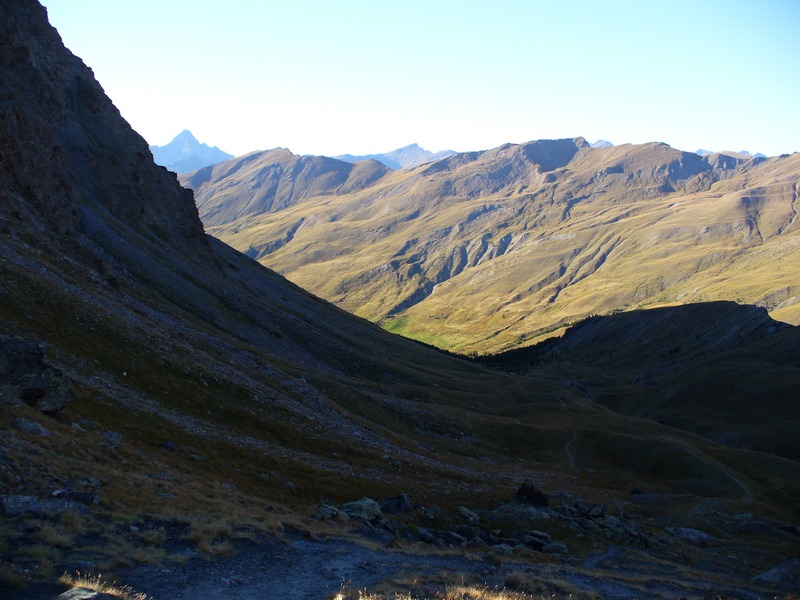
1, 494, 91, 516
340, 497, 385, 526
491, 543, 515, 555
57, 590, 121, 600
102, 431, 123, 448
415, 528, 445, 547
456, 506, 480, 525
515, 479, 549, 507
542, 541, 568, 554
315, 503, 349, 522
11, 418, 50, 436
488, 502, 551, 527
666, 526, 713, 546
379, 494, 412, 514
1, 336, 72, 414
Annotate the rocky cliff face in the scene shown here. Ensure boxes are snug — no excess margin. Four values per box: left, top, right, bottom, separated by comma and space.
0, 0, 206, 252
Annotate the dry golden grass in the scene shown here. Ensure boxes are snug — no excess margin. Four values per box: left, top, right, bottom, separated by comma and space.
335, 583, 591, 599
32, 522, 72, 549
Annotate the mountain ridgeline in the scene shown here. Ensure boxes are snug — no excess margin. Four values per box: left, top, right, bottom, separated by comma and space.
2, 1, 800, 595
183, 138, 800, 353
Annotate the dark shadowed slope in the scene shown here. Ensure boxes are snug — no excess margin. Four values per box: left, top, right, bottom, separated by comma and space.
480, 301, 800, 460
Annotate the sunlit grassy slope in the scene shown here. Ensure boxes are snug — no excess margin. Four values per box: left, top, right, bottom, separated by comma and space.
186, 141, 800, 353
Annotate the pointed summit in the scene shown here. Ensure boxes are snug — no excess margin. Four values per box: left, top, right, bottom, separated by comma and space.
150, 130, 233, 174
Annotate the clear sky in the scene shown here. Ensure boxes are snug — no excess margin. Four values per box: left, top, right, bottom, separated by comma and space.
40, 0, 800, 158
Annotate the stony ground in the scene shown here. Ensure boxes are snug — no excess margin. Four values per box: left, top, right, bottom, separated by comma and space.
6, 533, 787, 600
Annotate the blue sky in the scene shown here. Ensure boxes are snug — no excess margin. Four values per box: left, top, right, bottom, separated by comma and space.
41, 0, 800, 158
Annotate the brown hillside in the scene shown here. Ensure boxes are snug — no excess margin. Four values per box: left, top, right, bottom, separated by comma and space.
185, 138, 800, 353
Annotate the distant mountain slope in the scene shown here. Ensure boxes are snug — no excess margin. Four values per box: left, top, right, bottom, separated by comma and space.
185, 137, 800, 353
185, 149, 391, 229
335, 143, 457, 169
150, 129, 233, 173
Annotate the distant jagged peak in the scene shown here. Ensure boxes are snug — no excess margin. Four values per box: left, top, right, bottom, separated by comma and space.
150, 129, 233, 174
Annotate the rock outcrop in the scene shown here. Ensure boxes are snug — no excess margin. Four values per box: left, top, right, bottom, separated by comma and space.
1, 336, 72, 413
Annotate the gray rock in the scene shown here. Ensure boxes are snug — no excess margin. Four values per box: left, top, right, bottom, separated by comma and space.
587, 504, 606, 518
340, 497, 384, 525
441, 530, 468, 547
415, 528, 445, 547
379, 493, 412, 514
488, 502, 550, 526
667, 526, 713, 545
528, 529, 551, 543
0, 336, 72, 413
57, 589, 120, 600
1, 494, 91, 516
491, 543, 515, 554
468, 536, 488, 548
52, 489, 100, 505
456, 506, 480, 525
515, 478, 549, 507
542, 541, 568, 554
11, 418, 50, 436
316, 503, 349, 522
102, 431, 123, 447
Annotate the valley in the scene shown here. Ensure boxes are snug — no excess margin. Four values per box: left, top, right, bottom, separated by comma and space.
184, 139, 800, 354
1, 1, 799, 598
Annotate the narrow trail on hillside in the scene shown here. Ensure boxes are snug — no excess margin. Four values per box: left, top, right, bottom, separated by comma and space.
565, 431, 579, 475
678, 444, 754, 503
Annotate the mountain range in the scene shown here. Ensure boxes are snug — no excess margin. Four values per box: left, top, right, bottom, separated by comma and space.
150, 129, 233, 173
335, 143, 457, 169
1, 1, 799, 597
184, 138, 800, 354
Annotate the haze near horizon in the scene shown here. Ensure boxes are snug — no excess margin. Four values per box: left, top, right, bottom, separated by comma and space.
40, 0, 800, 158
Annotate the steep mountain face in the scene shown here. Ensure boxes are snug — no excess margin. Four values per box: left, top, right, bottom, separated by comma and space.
150, 129, 233, 174
186, 136, 800, 353
335, 143, 457, 169
0, 1, 206, 252
2, 2, 800, 595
